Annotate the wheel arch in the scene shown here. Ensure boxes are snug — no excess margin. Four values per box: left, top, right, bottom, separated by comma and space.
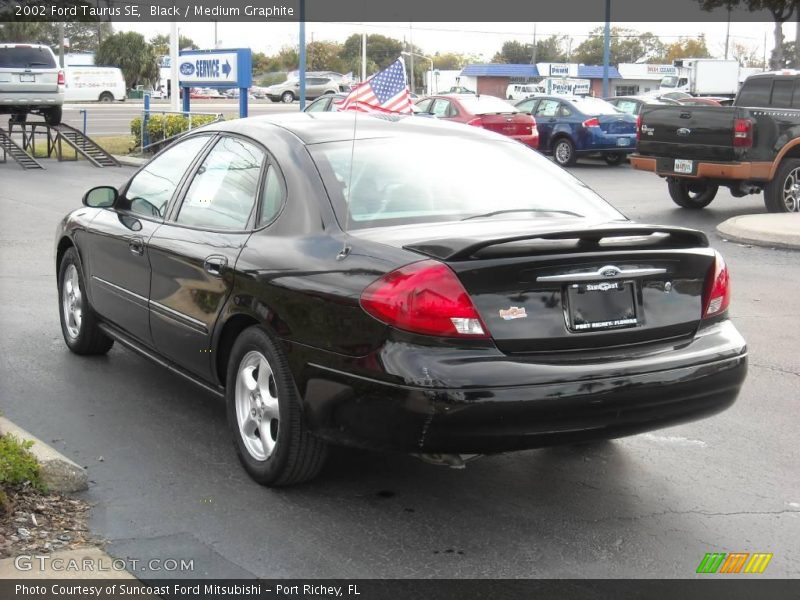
214, 312, 261, 387
56, 236, 75, 273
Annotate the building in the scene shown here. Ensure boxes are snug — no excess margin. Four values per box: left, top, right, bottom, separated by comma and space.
459, 63, 622, 98
615, 63, 677, 96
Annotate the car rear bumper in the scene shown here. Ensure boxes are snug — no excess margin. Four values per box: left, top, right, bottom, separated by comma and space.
511, 133, 539, 149
297, 320, 747, 454
0, 91, 64, 107
630, 155, 773, 181
580, 131, 636, 152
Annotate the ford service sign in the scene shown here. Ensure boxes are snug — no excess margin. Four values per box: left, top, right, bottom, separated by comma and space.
179, 62, 195, 76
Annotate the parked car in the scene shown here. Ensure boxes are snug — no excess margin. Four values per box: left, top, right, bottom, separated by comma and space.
632, 70, 800, 212
0, 43, 64, 125
265, 77, 339, 103
506, 83, 538, 101
189, 88, 222, 100
446, 86, 476, 95
605, 96, 676, 117
55, 113, 746, 486
303, 93, 425, 114
416, 94, 538, 148
515, 95, 637, 166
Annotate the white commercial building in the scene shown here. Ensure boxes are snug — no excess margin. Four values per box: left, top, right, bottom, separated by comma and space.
615, 63, 678, 96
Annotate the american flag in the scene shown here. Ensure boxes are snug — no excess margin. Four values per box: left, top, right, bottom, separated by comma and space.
336, 58, 413, 114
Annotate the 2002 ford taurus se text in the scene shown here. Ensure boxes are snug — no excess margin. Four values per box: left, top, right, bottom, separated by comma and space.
55, 113, 747, 486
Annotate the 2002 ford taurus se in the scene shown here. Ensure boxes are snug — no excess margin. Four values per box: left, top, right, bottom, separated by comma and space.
55, 113, 747, 486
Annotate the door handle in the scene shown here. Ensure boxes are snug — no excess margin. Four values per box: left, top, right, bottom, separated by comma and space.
129, 237, 144, 256
203, 255, 228, 277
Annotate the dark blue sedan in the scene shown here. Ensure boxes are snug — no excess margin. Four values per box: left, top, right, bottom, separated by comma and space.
515, 95, 637, 166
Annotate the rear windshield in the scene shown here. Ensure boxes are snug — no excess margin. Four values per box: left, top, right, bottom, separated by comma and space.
569, 97, 620, 115
0, 46, 56, 69
457, 95, 517, 114
309, 134, 623, 230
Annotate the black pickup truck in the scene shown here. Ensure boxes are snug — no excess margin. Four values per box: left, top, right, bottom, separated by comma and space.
631, 71, 800, 213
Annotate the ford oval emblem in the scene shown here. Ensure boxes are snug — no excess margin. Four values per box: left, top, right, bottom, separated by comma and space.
179, 62, 195, 76
677, 127, 691, 136
600, 266, 621, 278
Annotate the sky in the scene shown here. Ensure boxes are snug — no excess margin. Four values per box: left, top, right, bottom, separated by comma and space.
115, 21, 795, 64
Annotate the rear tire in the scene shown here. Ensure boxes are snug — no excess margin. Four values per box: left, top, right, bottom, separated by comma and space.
603, 152, 625, 166
58, 248, 114, 355
99, 92, 114, 103
226, 326, 328, 486
44, 106, 62, 126
764, 158, 800, 212
553, 137, 577, 167
667, 177, 718, 209
281, 91, 295, 103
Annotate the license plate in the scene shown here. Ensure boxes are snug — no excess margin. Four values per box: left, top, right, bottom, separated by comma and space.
674, 159, 693, 174
566, 281, 638, 332
616, 137, 630, 146
19, 74, 35, 83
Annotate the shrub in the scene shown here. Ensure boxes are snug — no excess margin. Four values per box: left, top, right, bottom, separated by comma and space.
0, 434, 43, 491
131, 113, 220, 153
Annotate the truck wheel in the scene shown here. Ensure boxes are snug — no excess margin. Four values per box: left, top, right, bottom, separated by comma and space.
99, 92, 114, 102
667, 178, 718, 209
603, 152, 625, 166
553, 138, 577, 167
764, 158, 800, 212
44, 106, 62, 126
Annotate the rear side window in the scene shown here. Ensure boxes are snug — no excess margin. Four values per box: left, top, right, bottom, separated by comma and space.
258, 165, 286, 226
737, 77, 772, 107
0, 46, 56, 69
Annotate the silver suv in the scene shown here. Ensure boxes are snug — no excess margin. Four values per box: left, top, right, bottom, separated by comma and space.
0, 43, 65, 125
265, 77, 340, 103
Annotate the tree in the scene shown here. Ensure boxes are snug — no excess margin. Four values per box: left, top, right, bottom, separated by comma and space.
0, 21, 110, 53
307, 40, 346, 72
572, 27, 666, 65
341, 33, 403, 75
698, 1, 797, 69
665, 36, 713, 62
491, 40, 534, 63
149, 34, 197, 57
95, 31, 159, 89
535, 35, 569, 63
730, 41, 763, 66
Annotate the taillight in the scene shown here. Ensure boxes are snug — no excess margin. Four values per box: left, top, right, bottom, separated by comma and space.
360, 260, 489, 338
466, 117, 483, 127
582, 117, 600, 128
702, 251, 730, 318
636, 115, 642, 141
733, 118, 752, 147
57, 70, 65, 86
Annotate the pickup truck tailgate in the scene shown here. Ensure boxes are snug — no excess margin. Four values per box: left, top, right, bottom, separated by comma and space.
637, 105, 740, 162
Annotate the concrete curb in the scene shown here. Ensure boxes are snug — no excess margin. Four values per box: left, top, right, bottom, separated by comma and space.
112, 154, 146, 167
0, 417, 88, 493
717, 213, 800, 250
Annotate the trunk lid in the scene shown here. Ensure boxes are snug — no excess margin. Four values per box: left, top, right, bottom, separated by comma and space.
636, 105, 741, 161
597, 113, 637, 134
356, 221, 713, 353
476, 112, 534, 137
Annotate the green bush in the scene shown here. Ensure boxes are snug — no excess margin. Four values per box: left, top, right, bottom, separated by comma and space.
0, 434, 43, 491
131, 113, 220, 153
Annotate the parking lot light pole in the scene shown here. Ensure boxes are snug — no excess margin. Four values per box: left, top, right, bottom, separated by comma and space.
401, 51, 433, 94
299, 0, 306, 110
602, 0, 611, 98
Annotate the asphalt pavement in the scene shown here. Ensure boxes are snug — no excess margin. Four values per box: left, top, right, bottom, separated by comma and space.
0, 157, 798, 579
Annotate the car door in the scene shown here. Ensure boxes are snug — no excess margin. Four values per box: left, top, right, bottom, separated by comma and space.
515, 98, 539, 115
82, 135, 214, 345
533, 99, 559, 150
430, 98, 456, 120
146, 134, 268, 379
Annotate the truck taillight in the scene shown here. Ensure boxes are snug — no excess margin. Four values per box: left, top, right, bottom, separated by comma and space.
636, 115, 642, 141
57, 70, 65, 86
733, 118, 752, 147
582, 117, 600, 128
702, 251, 730, 318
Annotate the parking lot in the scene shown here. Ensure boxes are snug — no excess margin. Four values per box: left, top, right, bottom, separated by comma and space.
0, 157, 798, 578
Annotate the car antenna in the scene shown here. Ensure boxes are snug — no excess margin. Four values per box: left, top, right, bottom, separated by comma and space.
337, 109, 358, 261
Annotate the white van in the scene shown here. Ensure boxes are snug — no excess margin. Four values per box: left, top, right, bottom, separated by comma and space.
64, 66, 126, 102
506, 84, 538, 101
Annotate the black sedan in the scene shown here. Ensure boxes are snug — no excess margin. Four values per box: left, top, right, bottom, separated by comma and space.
55, 113, 747, 486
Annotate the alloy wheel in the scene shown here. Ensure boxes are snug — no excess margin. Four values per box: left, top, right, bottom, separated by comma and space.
235, 350, 280, 461
62, 264, 83, 339
782, 167, 800, 211
556, 141, 571, 164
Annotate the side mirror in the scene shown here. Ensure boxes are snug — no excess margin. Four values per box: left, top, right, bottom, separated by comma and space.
83, 186, 117, 208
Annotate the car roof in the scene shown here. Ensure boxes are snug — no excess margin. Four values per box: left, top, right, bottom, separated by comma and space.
200, 111, 509, 145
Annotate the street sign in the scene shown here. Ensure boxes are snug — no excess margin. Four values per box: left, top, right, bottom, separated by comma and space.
177, 48, 252, 118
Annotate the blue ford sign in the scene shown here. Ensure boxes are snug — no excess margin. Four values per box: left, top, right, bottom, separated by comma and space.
178, 48, 253, 118
179, 62, 195, 76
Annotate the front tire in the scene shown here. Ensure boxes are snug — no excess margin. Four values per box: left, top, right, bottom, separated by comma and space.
44, 106, 62, 126
667, 178, 718, 209
603, 152, 625, 166
58, 248, 114, 355
226, 326, 328, 486
553, 137, 577, 167
99, 92, 114, 103
764, 158, 800, 212
280, 91, 295, 103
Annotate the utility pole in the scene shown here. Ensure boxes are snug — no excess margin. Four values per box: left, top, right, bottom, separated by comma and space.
409, 23, 415, 94
361, 28, 367, 82
170, 21, 179, 111
532, 23, 537, 64
602, 0, 611, 98
724, 8, 731, 60
58, 23, 65, 68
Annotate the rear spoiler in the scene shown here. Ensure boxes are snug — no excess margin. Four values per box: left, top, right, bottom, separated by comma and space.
403, 224, 709, 261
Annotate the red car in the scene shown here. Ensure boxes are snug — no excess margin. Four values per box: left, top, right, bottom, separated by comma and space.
416, 94, 539, 149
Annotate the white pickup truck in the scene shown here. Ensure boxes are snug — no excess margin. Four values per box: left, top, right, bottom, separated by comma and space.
0, 43, 64, 125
